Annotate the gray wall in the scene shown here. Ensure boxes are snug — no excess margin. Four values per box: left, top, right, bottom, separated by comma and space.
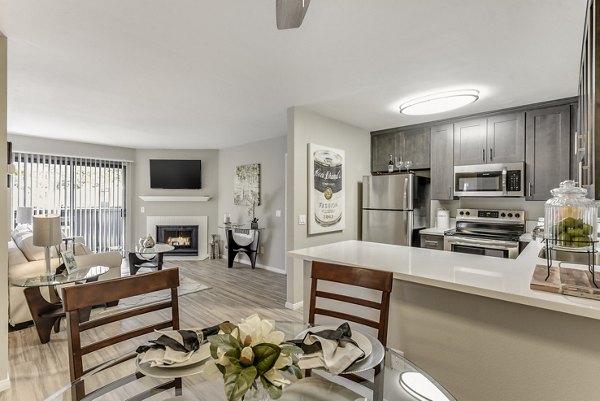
0, 32, 8, 392
218, 136, 286, 271
133, 149, 219, 250
286, 107, 370, 306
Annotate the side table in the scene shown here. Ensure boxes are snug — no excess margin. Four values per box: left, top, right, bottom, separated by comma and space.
10, 266, 109, 344
220, 226, 263, 269
127, 243, 175, 275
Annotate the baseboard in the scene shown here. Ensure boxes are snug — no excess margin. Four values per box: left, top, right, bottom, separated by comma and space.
236, 258, 286, 275
0, 375, 10, 393
164, 253, 209, 261
285, 301, 304, 310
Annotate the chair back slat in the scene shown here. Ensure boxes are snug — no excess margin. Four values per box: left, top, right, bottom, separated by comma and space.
80, 320, 174, 356
62, 269, 180, 311
79, 300, 173, 331
315, 290, 382, 310
310, 262, 393, 292
313, 308, 380, 329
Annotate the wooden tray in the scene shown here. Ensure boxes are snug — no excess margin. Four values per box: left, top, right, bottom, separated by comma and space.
530, 264, 600, 300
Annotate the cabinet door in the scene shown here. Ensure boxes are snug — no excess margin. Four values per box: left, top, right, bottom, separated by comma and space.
525, 105, 571, 201
403, 127, 431, 169
371, 132, 396, 173
487, 112, 525, 163
454, 118, 487, 165
430, 124, 454, 200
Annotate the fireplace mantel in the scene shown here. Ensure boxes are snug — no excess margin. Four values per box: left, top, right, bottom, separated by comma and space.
139, 196, 211, 202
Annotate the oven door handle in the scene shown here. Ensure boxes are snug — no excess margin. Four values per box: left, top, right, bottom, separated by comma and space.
450, 241, 518, 251
502, 168, 507, 195
446, 236, 518, 248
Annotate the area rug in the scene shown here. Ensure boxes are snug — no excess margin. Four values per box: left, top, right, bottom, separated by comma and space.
92, 276, 211, 316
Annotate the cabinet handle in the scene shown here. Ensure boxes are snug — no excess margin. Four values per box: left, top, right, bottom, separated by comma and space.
578, 160, 584, 186
448, 186, 452, 199
482, 149, 485, 162
528, 182, 532, 197
423, 240, 440, 248
490, 148, 493, 161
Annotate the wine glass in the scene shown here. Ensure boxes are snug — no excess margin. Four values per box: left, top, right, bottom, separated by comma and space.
395, 156, 405, 171
404, 160, 413, 171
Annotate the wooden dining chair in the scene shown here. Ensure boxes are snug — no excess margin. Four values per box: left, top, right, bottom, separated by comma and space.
308, 261, 393, 400
61, 268, 181, 401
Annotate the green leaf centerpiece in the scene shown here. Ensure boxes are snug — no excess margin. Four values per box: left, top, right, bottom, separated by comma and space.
204, 314, 304, 401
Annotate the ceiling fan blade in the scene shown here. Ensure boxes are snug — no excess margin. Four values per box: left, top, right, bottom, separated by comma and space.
276, 0, 311, 30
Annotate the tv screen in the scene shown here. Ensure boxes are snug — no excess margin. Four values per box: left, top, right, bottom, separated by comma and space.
150, 159, 202, 189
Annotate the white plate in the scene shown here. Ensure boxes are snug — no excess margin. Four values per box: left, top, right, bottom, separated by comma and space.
294, 325, 383, 374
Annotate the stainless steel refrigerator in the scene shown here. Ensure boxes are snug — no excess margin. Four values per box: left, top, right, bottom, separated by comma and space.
362, 173, 427, 246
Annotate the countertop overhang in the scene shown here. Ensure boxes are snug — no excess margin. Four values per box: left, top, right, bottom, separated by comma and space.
289, 240, 600, 321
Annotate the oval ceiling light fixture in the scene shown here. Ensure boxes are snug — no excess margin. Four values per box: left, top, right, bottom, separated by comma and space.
399, 89, 480, 115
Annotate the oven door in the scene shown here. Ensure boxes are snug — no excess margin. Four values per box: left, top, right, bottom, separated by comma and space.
443, 235, 519, 259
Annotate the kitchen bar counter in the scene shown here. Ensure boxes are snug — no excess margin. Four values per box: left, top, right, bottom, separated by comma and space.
290, 239, 600, 320
290, 240, 600, 401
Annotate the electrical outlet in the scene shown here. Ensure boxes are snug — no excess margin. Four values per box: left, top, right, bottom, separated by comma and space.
140, 206, 145, 213
298, 214, 306, 225
275, 210, 281, 217
260, 246, 265, 254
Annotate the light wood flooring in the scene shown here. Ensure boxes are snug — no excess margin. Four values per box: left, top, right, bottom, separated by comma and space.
1, 258, 302, 401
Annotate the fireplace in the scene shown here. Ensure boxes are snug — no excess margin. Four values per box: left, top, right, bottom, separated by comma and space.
156, 225, 199, 256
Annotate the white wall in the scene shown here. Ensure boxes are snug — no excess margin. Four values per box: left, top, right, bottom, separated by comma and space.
218, 136, 287, 271
0, 32, 9, 393
286, 107, 370, 306
133, 149, 219, 252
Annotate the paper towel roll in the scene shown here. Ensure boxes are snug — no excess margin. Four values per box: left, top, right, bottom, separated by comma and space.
436, 209, 450, 230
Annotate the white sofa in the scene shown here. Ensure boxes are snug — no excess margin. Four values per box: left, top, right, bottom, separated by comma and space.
8, 229, 122, 326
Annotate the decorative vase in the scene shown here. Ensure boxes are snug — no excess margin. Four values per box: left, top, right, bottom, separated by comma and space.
251, 221, 259, 229
142, 234, 156, 248
243, 385, 270, 401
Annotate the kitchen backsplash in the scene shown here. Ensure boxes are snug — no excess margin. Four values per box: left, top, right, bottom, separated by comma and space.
430, 198, 545, 227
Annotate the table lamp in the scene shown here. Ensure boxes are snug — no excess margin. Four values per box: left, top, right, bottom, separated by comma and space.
33, 215, 62, 278
16, 206, 33, 229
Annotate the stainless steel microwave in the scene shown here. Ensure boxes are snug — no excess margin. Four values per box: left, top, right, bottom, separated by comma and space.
454, 162, 524, 197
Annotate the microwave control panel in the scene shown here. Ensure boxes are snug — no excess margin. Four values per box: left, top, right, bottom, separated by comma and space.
506, 170, 521, 191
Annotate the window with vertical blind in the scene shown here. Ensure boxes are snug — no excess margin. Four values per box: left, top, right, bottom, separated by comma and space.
11, 152, 130, 253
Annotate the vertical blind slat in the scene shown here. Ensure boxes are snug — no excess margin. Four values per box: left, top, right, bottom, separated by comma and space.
11, 152, 127, 252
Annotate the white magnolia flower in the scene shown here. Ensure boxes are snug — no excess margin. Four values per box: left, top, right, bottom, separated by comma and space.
240, 346, 254, 366
237, 314, 285, 347
263, 368, 291, 387
273, 353, 292, 370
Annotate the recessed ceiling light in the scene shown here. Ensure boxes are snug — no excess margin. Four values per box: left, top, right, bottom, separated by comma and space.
399, 89, 480, 115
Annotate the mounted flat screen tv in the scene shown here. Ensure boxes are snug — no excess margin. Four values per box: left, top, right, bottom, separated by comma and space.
150, 159, 202, 189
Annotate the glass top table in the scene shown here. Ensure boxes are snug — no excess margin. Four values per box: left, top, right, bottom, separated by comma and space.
43, 322, 457, 401
10, 265, 109, 288
10, 265, 110, 344
128, 243, 175, 275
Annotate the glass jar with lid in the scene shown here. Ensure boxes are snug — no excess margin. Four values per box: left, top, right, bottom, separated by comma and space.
544, 180, 597, 249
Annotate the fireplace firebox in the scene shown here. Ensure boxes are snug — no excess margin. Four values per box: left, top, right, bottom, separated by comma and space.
156, 225, 199, 256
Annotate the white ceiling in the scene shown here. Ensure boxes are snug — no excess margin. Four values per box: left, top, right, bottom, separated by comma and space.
0, 0, 588, 149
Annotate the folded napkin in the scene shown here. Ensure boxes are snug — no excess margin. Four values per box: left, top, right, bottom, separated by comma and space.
291, 323, 365, 375
136, 323, 222, 367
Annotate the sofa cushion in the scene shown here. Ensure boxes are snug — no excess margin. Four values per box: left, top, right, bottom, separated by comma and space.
11, 229, 58, 261
8, 240, 28, 266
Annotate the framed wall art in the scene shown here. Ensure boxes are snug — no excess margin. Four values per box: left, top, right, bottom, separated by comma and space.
307, 143, 345, 234
234, 163, 261, 206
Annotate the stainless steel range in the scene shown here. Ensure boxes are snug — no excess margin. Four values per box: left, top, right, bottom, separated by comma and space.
444, 208, 525, 259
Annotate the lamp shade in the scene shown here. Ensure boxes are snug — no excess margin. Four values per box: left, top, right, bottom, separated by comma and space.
16, 207, 33, 225
33, 215, 62, 246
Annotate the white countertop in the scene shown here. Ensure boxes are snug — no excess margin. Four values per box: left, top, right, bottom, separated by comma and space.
419, 227, 447, 236
289, 240, 600, 321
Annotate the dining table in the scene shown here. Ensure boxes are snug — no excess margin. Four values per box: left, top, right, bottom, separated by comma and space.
43, 322, 457, 401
